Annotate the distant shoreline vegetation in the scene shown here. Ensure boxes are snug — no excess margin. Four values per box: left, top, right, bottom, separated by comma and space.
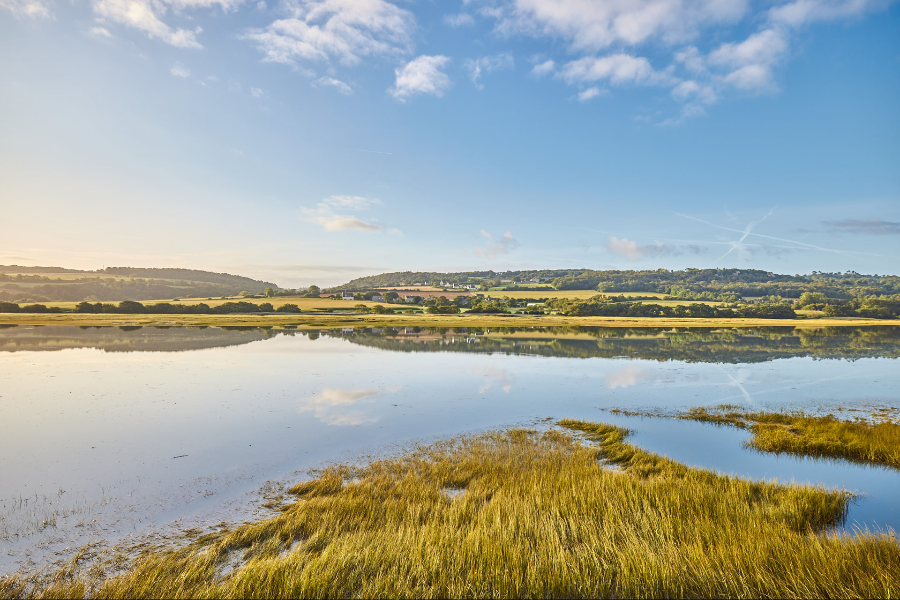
0, 301, 302, 315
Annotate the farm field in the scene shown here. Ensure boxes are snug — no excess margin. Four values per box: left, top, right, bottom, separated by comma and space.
0, 311, 894, 328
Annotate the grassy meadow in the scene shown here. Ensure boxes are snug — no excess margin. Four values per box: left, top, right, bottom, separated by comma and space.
3, 421, 898, 598
682, 406, 900, 468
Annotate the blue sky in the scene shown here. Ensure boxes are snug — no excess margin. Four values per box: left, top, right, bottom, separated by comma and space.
1, 0, 898, 287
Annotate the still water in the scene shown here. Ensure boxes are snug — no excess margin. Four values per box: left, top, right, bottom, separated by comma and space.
1, 324, 898, 572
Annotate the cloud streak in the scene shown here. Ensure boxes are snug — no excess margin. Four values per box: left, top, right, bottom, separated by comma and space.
605, 237, 705, 260
824, 219, 900, 235
302, 195, 400, 234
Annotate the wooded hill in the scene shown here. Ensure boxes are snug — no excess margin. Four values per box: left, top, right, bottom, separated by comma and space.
330, 269, 900, 301
0, 265, 278, 302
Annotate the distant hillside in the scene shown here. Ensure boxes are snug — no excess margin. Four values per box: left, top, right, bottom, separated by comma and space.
329, 268, 900, 301
0, 265, 278, 303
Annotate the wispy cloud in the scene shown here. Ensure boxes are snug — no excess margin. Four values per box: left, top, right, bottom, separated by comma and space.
91, 0, 208, 48
302, 195, 399, 234
531, 59, 555, 77
243, 0, 414, 68
444, 12, 474, 27
474, 230, 519, 259
89, 26, 113, 37
465, 53, 514, 89
824, 219, 900, 235
250, 86, 266, 98
170, 62, 191, 78
390, 55, 451, 102
1, 0, 51, 18
577, 87, 605, 102
605, 237, 705, 260
312, 76, 353, 95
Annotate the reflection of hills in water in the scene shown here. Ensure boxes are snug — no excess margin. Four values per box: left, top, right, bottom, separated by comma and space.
0, 325, 274, 353
1, 325, 898, 362
332, 326, 900, 363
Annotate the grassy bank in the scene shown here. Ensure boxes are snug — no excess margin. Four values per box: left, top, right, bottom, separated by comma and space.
4, 422, 898, 598
1, 312, 896, 328
682, 406, 900, 468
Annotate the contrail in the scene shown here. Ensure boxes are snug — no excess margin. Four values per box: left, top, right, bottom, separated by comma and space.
671, 211, 882, 257
714, 209, 774, 262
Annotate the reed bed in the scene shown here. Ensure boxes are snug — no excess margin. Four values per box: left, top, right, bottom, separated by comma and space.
3, 422, 898, 599
684, 407, 900, 468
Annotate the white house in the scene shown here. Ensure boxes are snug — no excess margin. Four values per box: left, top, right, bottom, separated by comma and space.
342, 293, 355, 301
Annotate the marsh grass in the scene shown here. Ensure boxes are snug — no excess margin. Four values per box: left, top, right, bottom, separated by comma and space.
683, 406, 900, 468
3, 423, 899, 598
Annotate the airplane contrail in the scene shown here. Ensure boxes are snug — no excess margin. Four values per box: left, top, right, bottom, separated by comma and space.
671, 211, 882, 257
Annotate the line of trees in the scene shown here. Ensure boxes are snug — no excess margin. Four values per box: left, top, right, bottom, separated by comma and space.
0, 301, 303, 314
544, 298, 798, 319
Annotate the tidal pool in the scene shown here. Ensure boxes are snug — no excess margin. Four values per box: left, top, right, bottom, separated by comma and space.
1, 324, 898, 572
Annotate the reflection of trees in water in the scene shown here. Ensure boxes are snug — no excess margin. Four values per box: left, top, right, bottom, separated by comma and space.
0, 325, 272, 353
332, 326, 900, 363
1, 324, 898, 362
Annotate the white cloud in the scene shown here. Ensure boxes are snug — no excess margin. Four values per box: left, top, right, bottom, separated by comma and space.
672, 79, 716, 103
709, 28, 788, 70
530, 58, 554, 76
444, 12, 474, 27
322, 195, 380, 209
484, 0, 749, 51
250, 86, 266, 97
170, 62, 191, 77
577, 86, 604, 101
390, 55, 451, 101
675, 46, 705, 72
0, 0, 51, 17
313, 76, 354, 95
244, 0, 414, 68
91, 0, 205, 48
474, 230, 519, 259
89, 26, 113, 37
301, 195, 395, 233
769, 0, 890, 27
465, 53, 514, 89
561, 53, 660, 86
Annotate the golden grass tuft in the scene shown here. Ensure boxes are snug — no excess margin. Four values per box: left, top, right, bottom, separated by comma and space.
683, 407, 900, 468
3, 423, 898, 598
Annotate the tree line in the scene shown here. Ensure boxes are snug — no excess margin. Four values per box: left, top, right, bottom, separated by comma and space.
0, 301, 303, 314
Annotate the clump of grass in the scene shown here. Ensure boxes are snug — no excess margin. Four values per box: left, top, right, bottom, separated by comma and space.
3, 424, 899, 598
683, 406, 900, 468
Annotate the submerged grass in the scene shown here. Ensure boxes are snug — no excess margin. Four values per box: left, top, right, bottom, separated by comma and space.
3, 423, 899, 598
683, 406, 900, 468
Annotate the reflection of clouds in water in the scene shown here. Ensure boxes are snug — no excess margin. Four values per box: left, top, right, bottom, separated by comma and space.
298, 387, 398, 426
716, 366, 754, 404
473, 364, 513, 393
606, 364, 657, 389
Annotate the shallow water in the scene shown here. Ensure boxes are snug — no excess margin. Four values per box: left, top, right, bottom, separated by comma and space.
1, 324, 898, 572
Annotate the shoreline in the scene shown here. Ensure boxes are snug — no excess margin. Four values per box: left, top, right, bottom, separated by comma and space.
1, 313, 898, 328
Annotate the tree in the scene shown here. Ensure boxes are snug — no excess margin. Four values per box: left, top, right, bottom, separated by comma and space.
354, 304, 371, 313
258, 302, 274, 312
798, 292, 827, 307
264, 287, 275, 298
306, 285, 321, 297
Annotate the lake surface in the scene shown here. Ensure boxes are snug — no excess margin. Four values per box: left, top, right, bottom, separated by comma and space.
1, 324, 899, 572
